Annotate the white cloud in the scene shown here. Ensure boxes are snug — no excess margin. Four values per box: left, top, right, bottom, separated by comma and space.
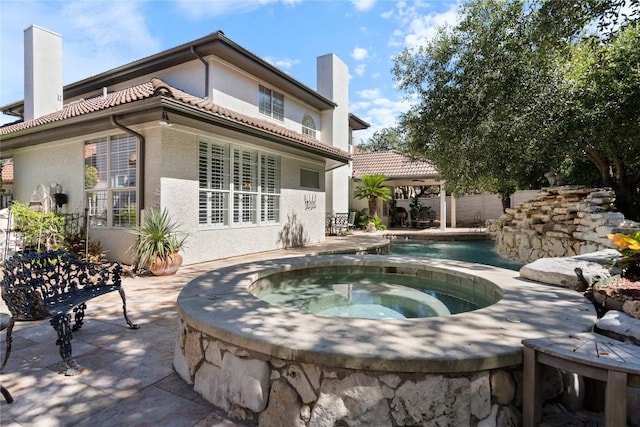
59, 2, 161, 82
351, 95, 412, 143
264, 56, 301, 70
0, 0, 160, 122
351, 47, 369, 61
357, 88, 381, 100
176, 0, 301, 18
390, 1, 460, 49
354, 63, 367, 76
350, 0, 376, 12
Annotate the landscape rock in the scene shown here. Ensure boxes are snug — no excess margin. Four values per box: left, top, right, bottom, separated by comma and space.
259, 380, 304, 427
490, 370, 515, 405
470, 372, 492, 419
595, 310, 640, 342
391, 376, 470, 426
519, 257, 609, 290
308, 373, 391, 427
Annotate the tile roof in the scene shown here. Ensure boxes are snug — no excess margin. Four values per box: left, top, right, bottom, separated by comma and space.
0, 78, 349, 159
352, 150, 439, 179
1, 161, 12, 184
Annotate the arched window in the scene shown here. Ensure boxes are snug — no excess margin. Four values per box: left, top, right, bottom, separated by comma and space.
302, 114, 316, 139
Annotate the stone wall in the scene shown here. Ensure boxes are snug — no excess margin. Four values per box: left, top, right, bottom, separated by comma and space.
488, 186, 640, 263
174, 319, 568, 426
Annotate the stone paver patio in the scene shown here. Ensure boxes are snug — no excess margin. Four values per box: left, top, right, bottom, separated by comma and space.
0, 232, 390, 426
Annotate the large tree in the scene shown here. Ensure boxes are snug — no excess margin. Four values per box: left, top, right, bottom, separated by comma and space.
393, 0, 640, 218
357, 127, 405, 152
564, 23, 640, 219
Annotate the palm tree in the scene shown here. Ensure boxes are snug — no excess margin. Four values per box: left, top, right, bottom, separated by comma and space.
354, 174, 392, 218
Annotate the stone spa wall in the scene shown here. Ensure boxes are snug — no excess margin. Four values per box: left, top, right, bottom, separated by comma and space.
174, 322, 568, 426
488, 186, 640, 263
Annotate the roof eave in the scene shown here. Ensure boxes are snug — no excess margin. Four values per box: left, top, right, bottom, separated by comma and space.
1, 31, 337, 117
0, 97, 350, 168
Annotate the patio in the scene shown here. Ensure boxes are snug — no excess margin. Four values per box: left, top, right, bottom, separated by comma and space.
0, 233, 387, 426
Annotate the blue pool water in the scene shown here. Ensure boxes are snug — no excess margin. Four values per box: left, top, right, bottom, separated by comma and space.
251, 272, 484, 319
389, 239, 524, 271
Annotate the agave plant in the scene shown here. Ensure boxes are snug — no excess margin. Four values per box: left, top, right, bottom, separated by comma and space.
128, 208, 187, 271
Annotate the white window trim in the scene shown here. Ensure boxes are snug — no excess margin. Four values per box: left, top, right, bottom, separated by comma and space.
259, 84, 285, 121
199, 138, 281, 230
84, 133, 138, 229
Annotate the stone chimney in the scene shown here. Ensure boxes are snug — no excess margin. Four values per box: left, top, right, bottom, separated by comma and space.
24, 25, 62, 121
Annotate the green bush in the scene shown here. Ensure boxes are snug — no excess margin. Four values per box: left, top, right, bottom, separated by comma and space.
368, 216, 387, 231
10, 201, 65, 251
351, 208, 369, 229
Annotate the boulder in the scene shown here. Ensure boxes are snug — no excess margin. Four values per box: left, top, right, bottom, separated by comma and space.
595, 310, 640, 343
519, 250, 618, 290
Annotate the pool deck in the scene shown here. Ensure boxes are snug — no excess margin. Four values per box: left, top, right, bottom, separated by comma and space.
0, 229, 594, 426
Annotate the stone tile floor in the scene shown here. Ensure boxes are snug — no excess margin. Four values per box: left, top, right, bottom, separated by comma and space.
0, 233, 390, 426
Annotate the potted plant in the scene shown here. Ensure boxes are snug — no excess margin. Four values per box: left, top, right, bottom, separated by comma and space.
129, 208, 188, 276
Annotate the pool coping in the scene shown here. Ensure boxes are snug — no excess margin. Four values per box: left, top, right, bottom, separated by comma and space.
177, 254, 596, 373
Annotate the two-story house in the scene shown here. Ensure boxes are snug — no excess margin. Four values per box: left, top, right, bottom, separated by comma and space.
0, 26, 368, 265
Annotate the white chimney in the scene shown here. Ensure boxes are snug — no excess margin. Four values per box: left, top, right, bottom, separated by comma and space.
317, 53, 350, 214
24, 25, 62, 121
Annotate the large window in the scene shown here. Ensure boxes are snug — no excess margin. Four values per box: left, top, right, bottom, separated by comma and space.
259, 85, 284, 121
84, 134, 138, 227
199, 139, 280, 227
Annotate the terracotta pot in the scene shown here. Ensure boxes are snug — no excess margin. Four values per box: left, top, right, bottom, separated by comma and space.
148, 253, 183, 276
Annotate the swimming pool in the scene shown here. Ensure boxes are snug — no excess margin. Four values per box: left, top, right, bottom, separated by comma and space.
389, 239, 524, 270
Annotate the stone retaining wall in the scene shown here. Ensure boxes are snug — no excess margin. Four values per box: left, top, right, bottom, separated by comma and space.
488, 186, 640, 263
173, 321, 569, 426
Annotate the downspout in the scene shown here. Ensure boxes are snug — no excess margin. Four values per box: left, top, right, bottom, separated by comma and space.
191, 46, 209, 98
110, 115, 145, 215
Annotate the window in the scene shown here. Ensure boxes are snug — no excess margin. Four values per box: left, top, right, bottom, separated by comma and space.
259, 85, 284, 121
233, 148, 258, 225
302, 114, 316, 139
261, 154, 280, 223
199, 142, 229, 226
300, 168, 320, 189
199, 139, 280, 227
84, 134, 137, 228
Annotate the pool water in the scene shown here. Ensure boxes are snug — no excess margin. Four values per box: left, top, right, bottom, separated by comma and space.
389, 239, 524, 271
251, 272, 485, 319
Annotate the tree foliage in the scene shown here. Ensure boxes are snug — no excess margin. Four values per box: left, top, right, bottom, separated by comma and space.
357, 127, 405, 152
393, 0, 640, 219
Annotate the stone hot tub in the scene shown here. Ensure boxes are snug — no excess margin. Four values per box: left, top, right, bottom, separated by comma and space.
174, 255, 595, 425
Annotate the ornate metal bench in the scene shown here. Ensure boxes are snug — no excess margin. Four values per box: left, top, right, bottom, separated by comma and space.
0, 250, 139, 375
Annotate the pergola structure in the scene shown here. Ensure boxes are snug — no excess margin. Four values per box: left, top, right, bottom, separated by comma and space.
351, 150, 458, 230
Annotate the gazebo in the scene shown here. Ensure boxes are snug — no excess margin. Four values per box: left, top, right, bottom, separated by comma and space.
351, 150, 459, 230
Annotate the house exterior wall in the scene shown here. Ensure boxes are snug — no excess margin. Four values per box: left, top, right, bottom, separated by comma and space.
12, 138, 85, 213
156, 125, 327, 265
318, 54, 350, 214
5, 32, 354, 265
9, 121, 328, 265
210, 59, 324, 141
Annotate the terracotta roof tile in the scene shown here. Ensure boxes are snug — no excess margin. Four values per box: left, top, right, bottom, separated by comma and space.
1, 161, 13, 184
352, 150, 438, 178
0, 78, 349, 160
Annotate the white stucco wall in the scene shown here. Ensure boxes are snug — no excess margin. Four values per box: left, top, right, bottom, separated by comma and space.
317, 54, 350, 214
12, 138, 85, 212
210, 59, 323, 141
153, 125, 327, 265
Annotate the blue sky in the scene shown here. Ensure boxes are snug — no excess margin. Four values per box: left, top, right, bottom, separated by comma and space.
0, 0, 460, 143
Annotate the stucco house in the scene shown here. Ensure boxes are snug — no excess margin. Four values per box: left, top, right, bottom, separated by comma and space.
0, 26, 368, 265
